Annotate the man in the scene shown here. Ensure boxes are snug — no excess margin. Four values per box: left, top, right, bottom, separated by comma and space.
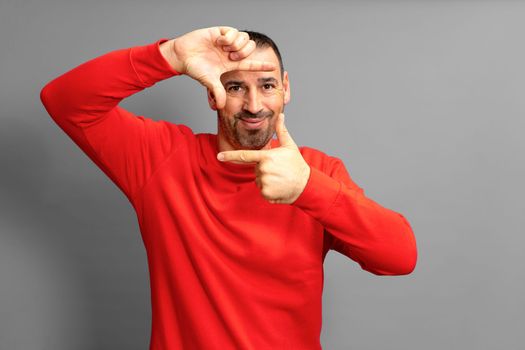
40, 26, 417, 350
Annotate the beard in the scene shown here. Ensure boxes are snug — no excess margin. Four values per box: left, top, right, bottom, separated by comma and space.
218, 109, 276, 150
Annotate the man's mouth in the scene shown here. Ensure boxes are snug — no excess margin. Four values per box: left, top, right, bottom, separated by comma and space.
235, 110, 273, 130
239, 117, 266, 129
240, 117, 265, 123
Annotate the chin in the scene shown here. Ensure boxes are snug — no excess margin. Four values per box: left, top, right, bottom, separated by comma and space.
234, 130, 272, 150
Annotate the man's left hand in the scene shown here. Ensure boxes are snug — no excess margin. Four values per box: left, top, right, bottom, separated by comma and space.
217, 113, 311, 204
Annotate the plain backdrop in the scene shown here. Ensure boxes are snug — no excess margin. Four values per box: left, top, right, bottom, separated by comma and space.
1, 0, 524, 349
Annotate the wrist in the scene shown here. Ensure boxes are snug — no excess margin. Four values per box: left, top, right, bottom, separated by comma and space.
301, 163, 311, 192
292, 163, 311, 203
159, 39, 185, 74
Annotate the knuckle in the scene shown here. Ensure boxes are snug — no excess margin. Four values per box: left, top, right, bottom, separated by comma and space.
261, 177, 271, 188
258, 163, 267, 173
265, 153, 275, 162
261, 188, 273, 199
237, 47, 249, 57
238, 41, 254, 56
239, 152, 248, 162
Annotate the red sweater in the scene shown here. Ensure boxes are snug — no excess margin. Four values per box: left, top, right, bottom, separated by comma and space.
40, 38, 417, 350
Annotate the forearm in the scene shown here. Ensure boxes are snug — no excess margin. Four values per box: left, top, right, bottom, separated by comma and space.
40, 39, 180, 129
293, 162, 418, 275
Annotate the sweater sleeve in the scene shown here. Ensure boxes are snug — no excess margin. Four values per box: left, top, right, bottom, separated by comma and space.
292, 157, 418, 276
40, 39, 189, 202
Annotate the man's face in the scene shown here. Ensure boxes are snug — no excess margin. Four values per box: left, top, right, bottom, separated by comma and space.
210, 47, 290, 151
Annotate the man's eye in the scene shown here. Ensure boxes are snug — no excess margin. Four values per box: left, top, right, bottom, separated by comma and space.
228, 85, 242, 92
263, 84, 275, 90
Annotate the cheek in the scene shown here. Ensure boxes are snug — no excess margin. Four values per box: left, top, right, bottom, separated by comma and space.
266, 91, 285, 105
224, 96, 244, 110
267, 98, 284, 112
219, 103, 237, 120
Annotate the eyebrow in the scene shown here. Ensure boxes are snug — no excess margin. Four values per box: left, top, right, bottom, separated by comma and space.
258, 77, 279, 85
224, 77, 279, 87
224, 80, 244, 87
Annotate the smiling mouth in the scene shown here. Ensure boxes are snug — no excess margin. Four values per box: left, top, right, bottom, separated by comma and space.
240, 117, 265, 123
239, 117, 266, 129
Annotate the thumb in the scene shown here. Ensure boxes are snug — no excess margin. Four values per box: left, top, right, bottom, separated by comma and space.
276, 113, 296, 147
210, 81, 226, 109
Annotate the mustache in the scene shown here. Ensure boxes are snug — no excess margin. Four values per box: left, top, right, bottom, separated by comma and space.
234, 110, 274, 120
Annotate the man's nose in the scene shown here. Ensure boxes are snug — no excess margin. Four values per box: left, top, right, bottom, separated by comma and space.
243, 89, 263, 114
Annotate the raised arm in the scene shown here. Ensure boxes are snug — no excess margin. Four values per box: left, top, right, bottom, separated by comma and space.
40, 26, 276, 201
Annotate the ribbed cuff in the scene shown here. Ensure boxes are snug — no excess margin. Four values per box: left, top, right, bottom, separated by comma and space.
291, 166, 342, 222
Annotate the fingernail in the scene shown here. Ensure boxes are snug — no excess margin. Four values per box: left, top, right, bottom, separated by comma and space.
230, 52, 239, 60
217, 153, 225, 161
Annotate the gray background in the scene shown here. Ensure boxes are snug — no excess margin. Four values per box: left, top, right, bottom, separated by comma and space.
1, 0, 524, 349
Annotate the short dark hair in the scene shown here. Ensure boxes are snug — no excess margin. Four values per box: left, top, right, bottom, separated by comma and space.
242, 30, 284, 78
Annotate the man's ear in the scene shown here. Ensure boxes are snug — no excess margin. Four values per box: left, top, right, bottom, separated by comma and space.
283, 71, 291, 105
207, 89, 217, 111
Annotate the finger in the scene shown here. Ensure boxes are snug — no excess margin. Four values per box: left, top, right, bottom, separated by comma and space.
234, 58, 276, 72
255, 176, 262, 189
222, 31, 249, 52
217, 150, 267, 163
229, 39, 256, 61
210, 81, 226, 109
216, 27, 238, 46
218, 26, 236, 35
276, 113, 296, 147
254, 163, 262, 175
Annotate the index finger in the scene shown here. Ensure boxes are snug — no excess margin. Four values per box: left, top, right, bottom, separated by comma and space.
216, 27, 239, 46
217, 150, 267, 163
234, 59, 277, 72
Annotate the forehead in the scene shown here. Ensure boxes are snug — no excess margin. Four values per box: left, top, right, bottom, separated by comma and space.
221, 47, 282, 83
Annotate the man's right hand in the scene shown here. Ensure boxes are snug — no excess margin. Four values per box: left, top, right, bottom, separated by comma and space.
160, 26, 276, 109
